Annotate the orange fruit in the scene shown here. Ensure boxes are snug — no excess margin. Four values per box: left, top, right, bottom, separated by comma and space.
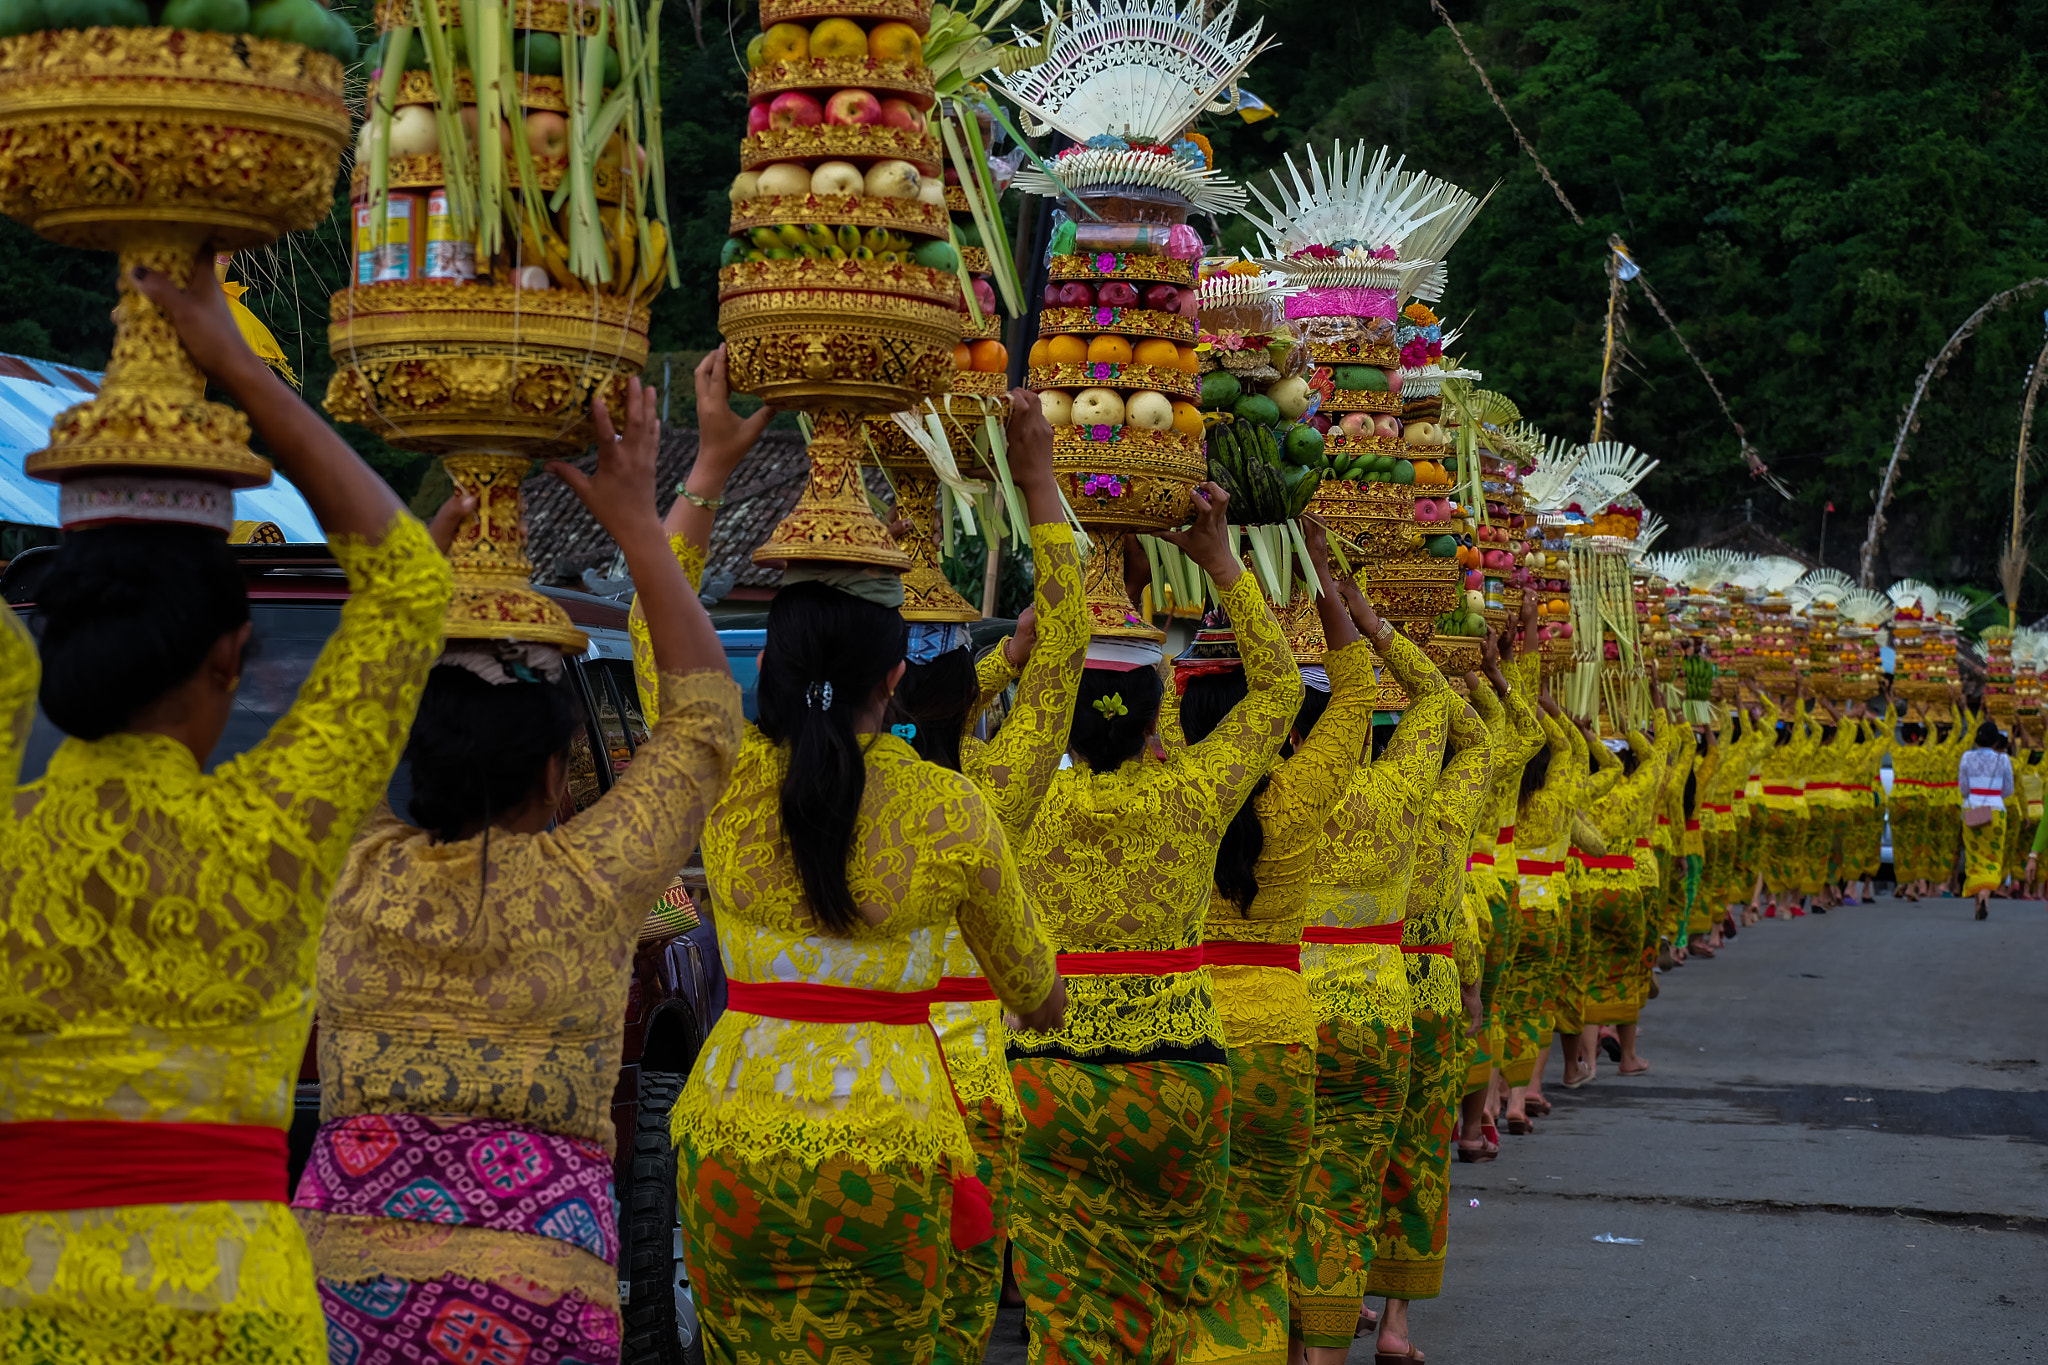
1133, 338, 1181, 370
1086, 334, 1133, 365
1170, 401, 1204, 438
969, 339, 1008, 373
1175, 345, 1199, 372
1028, 338, 1051, 368
1045, 334, 1088, 366
951, 343, 973, 370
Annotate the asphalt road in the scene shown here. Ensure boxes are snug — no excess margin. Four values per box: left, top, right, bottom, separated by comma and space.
984, 894, 2048, 1363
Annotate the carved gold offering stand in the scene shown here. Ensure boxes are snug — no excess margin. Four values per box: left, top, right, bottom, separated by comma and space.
864, 393, 1008, 620
0, 28, 348, 517
328, 284, 652, 650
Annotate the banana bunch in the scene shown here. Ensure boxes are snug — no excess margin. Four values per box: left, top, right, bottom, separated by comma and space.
1207, 417, 1321, 525
515, 200, 666, 302
730, 223, 918, 265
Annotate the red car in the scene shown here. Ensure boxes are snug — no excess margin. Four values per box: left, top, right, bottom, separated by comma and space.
3, 541, 718, 1365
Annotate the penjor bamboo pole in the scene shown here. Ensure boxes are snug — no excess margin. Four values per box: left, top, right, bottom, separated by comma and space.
2007, 326, 2048, 626
1592, 252, 1622, 442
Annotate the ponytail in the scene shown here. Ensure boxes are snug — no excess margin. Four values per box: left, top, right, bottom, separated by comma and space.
1181, 670, 1268, 911
756, 582, 908, 935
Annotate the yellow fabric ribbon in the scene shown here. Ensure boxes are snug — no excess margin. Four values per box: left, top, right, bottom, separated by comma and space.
213, 256, 298, 388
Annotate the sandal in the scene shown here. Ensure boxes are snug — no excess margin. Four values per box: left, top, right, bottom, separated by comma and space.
1456, 1138, 1496, 1163
1505, 1114, 1535, 1135
1599, 1033, 1623, 1064
1355, 1307, 1380, 1336
1525, 1094, 1553, 1117
1374, 1344, 1425, 1364
1481, 1122, 1501, 1154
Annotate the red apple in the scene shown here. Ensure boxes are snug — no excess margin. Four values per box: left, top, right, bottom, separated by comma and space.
1339, 412, 1370, 438
971, 277, 996, 314
768, 91, 823, 130
523, 110, 568, 159
824, 88, 882, 126
1372, 414, 1402, 440
1055, 282, 1094, 307
1142, 283, 1180, 311
1309, 414, 1331, 433
1177, 289, 1201, 318
1465, 570, 1485, 589
878, 97, 924, 133
1097, 281, 1139, 308
747, 99, 771, 134
1043, 282, 1063, 307
1387, 369, 1404, 395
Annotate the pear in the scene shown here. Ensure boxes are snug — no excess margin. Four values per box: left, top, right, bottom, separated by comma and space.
808, 160, 864, 196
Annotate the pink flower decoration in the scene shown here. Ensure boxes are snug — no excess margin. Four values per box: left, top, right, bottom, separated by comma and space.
1089, 362, 1115, 379
1081, 472, 1127, 497
1085, 425, 1116, 442
1399, 339, 1428, 367
1095, 252, 1118, 273
1093, 307, 1116, 326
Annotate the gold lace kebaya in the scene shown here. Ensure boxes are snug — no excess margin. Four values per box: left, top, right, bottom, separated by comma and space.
1010, 572, 1302, 1064
0, 512, 451, 1365
677, 730, 1059, 1174
939, 523, 1086, 1112
1401, 697, 1495, 1017
300, 668, 742, 1305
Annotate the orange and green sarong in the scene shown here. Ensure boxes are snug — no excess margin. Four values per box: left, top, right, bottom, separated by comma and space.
933, 1096, 1018, 1365
1184, 1040, 1313, 1365
1365, 1004, 1463, 1301
1464, 890, 1518, 1096
1010, 1056, 1230, 1365
1576, 855, 1645, 1026
679, 1145, 950, 1365
1290, 1013, 1411, 1349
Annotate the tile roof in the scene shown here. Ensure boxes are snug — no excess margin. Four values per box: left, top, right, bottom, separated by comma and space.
523, 426, 889, 600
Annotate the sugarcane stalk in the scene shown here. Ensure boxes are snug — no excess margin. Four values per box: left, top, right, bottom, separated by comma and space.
980, 413, 1030, 541
471, 0, 504, 261
939, 113, 1003, 318
365, 24, 412, 234
954, 100, 1024, 315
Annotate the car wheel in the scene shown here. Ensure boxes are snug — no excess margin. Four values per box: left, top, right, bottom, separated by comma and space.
621, 1069, 703, 1365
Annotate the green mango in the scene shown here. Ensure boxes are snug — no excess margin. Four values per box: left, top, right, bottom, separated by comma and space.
1391, 459, 1415, 485
805, 222, 835, 248
248, 0, 324, 46
836, 224, 862, 251
322, 5, 358, 62
160, 0, 246, 33
1330, 365, 1376, 391
1282, 422, 1325, 467
1340, 462, 1365, 482
911, 239, 959, 272
1198, 369, 1241, 411
0, 0, 46, 36
1424, 534, 1458, 558
953, 219, 982, 248
1232, 393, 1280, 427
719, 237, 746, 267
602, 40, 620, 85
515, 30, 563, 76
61, 0, 150, 26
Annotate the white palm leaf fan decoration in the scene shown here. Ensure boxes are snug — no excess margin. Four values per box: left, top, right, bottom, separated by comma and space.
1570, 441, 1659, 507
1197, 258, 1303, 307
1400, 174, 1496, 303
1729, 556, 1774, 594
1630, 509, 1670, 561
1935, 591, 1976, 628
1888, 578, 1935, 614
996, 0, 1271, 214
1798, 567, 1856, 609
1522, 431, 1584, 513
1840, 587, 1892, 630
1754, 555, 1808, 596
1784, 581, 1817, 613
1678, 548, 1732, 592
1639, 550, 1685, 582
1241, 142, 1454, 286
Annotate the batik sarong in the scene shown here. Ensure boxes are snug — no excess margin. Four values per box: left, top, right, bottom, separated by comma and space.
1464, 893, 1517, 1096
295, 1114, 622, 1365
1290, 1015, 1412, 1349
1009, 1056, 1230, 1365
1499, 880, 1562, 1087
1184, 1042, 1312, 1365
934, 1095, 1019, 1365
1761, 805, 1806, 899
1364, 1006, 1461, 1301
1578, 866, 1644, 1026
1962, 808, 2009, 897
679, 1145, 949, 1365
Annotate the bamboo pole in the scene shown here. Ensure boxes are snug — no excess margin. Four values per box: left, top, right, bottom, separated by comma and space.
1592, 252, 1621, 442
2006, 325, 2048, 626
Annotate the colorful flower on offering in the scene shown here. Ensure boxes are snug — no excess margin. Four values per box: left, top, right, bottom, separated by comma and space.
1081, 472, 1126, 497
1087, 361, 1117, 380
1083, 425, 1119, 443
1403, 302, 1440, 326
1400, 338, 1429, 367
1094, 251, 1119, 273
1092, 307, 1117, 326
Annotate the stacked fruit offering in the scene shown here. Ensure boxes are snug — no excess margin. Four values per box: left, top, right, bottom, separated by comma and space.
1805, 596, 1842, 697
1031, 225, 1205, 445
2014, 630, 2044, 720
1984, 629, 2017, 723
1753, 595, 1800, 693
0, 0, 360, 56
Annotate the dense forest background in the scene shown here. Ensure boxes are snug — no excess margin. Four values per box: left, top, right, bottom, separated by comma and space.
6, 0, 2047, 608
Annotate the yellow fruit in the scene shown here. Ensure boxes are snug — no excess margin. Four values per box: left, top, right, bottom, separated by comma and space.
1045, 334, 1088, 366
1028, 338, 1051, 368
1133, 338, 1180, 370
1175, 344, 1199, 372
1170, 401, 1204, 438
809, 17, 868, 58
968, 339, 1008, 373
760, 22, 809, 62
1086, 334, 1133, 365
867, 20, 922, 60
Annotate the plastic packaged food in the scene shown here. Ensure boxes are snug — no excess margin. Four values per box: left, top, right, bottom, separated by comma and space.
355, 193, 419, 285
422, 189, 476, 283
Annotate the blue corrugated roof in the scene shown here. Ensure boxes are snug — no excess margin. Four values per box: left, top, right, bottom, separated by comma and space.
0, 353, 325, 542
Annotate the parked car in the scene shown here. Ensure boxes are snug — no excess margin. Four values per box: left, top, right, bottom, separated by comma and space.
1, 542, 717, 1365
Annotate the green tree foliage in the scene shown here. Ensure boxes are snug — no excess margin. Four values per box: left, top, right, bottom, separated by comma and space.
1198, 0, 2048, 602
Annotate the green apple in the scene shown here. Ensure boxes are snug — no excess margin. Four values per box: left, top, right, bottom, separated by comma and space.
744, 31, 765, 67
321, 5, 358, 61
161, 0, 248, 30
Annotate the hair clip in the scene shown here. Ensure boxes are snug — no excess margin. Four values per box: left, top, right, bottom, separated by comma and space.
807, 681, 835, 711
1092, 693, 1128, 719
891, 722, 917, 740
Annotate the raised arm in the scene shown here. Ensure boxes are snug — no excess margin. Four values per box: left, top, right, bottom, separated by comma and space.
952, 807, 1064, 1031
1266, 637, 1377, 827
972, 394, 1087, 833
1, 602, 35, 793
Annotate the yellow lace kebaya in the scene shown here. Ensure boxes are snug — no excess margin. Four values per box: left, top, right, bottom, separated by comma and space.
0, 512, 451, 1364
1011, 571, 1301, 1063
676, 729, 1058, 1175
1403, 697, 1495, 1015
302, 668, 742, 1304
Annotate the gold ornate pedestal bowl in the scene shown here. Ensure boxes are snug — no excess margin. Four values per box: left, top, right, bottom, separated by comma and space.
1053, 426, 1207, 642
0, 28, 348, 488
719, 259, 963, 414
868, 422, 984, 622
326, 283, 653, 651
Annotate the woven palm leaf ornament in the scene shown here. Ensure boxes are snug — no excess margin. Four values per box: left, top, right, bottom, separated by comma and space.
1242, 143, 1452, 281
995, 0, 1271, 214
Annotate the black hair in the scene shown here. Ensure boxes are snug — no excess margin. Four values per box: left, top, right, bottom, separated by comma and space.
406, 666, 580, 842
1069, 665, 1163, 772
756, 582, 909, 935
1776, 722, 1792, 747
1696, 730, 1710, 756
1683, 769, 1698, 820
34, 525, 249, 740
1370, 720, 1397, 761
1619, 746, 1639, 777
894, 647, 977, 773
1181, 670, 1267, 911
1901, 722, 1926, 744
1976, 719, 2004, 750
1519, 743, 1553, 807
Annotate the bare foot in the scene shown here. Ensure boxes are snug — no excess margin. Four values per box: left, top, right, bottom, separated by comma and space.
1618, 1057, 1651, 1075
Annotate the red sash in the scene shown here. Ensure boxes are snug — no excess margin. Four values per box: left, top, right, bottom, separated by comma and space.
1055, 947, 1205, 976
1468, 852, 1496, 867
1201, 941, 1302, 971
1576, 853, 1638, 872
1685, 819, 1701, 832
1402, 943, 1455, 958
726, 980, 992, 1249
1968, 788, 2004, 796
1301, 923, 1406, 946
1763, 786, 1804, 796
0, 1120, 287, 1216
933, 976, 997, 1003
1516, 859, 1566, 876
